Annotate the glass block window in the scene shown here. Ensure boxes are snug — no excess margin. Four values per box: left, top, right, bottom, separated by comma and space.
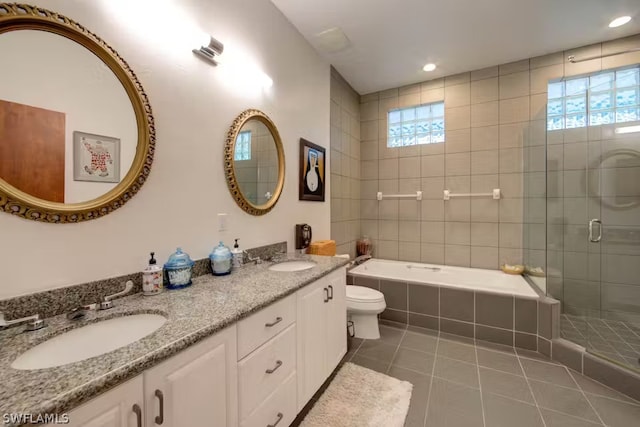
547, 66, 640, 131
234, 131, 251, 161
387, 101, 445, 147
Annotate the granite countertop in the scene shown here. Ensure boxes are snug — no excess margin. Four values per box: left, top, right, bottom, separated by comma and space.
0, 254, 349, 424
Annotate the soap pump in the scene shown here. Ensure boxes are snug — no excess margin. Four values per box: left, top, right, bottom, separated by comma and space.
142, 252, 163, 296
231, 238, 243, 268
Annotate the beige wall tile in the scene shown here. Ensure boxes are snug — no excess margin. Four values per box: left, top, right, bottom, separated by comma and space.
445, 175, 471, 193
471, 174, 499, 193
421, 87, 445, 104
500, 248, 523, 265
445, 245, 471, 267
361, 120, 378, 141
445, 106, 471, 130
499, 59, 530, 75
421, 142, 445, 156
471, 246, 499, 269
421, 177, 445, 199
361, 219, 378, 239
421, 221, 445, 243
445, 72, 471, 86
500, 173, 524, 198
421, 243, 445, 264
499, 122, 526, 149
399, 178, 422, 194
399, 221, 421, 242
421, 78, 444, 91
499, 97, 530, 124
398, 144, 422, 159
399, 92, 421, 108
331, 150, 341, 175
471, 101, 499, 127
471, 149, 499, 175
422, 199, 445, 221
361, 140, 378, 160
499, 223, 524, 248
601, 35, 640, 69
399, 83, 421, 95
421, 154, 445, 177
379, 88, 399, 99
471, 66, 499, 81
445, 199, 470, 222
361, 200, 378, 220
399, 242, 421, 262
530, 52, 564, 69
499, 71, 530, 99
445, 152, 471, 176
379, 220, 399, 240
499, 148, 524, 173
361, 101, 379, 121
399, 199, 421, 220
379, 96, 399, 119
377, 240, 399, 260
445, 83, 471, 108
379, 199, 399, 220
379, 158, 399, 179
445, 222, 471, 245
361, 160, 378, 180
445, 128, 471, 154
471, 126, 499, 151
471, 223, 499, 247
500, 198, 524, 223
361, 179, 377, 200
530, 64, 563, 94
360, 92, 379, 103
471, 199, 499, 222
565, 43, 602, 77
399, 156, 421, 178
471, 78, 499, 104
529, 93, 547, 121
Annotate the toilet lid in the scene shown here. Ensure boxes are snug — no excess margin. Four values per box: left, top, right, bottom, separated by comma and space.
346, 285, 385, 303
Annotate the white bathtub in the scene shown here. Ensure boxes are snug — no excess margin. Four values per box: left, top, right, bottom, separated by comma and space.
350, 259, 539, 299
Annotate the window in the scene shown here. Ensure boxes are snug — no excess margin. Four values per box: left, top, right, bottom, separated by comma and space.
547, 66, 640, 131
387, 101, 445, 147
234, 130, 251, 161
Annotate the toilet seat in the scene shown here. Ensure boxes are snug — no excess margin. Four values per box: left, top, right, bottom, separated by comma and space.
346, 286, 385, 303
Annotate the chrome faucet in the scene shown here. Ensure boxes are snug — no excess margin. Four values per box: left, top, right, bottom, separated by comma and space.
0, 311, 46, 332
352, 254, 372, 266
243, 250, 262, 265
99, 280, 134, 310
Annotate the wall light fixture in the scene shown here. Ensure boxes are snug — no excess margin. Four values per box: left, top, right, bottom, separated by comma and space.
193, 36, 224, 65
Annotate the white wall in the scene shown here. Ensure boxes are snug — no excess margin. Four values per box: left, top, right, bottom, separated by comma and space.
0, 0, 330, 298
0, 30, 137, 203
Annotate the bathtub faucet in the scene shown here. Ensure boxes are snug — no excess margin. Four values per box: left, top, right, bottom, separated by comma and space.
353, 254, 372, 266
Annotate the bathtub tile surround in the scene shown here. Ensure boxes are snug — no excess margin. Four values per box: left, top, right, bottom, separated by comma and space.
0, 242, 287, 322
343, 323, 640, 427
0, 254, 349, 419
330, 68, 361, 258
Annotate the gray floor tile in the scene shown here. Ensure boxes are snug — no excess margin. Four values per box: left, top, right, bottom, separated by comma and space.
401, 330, 438, 354
587, 394, 640, 427
349, 354, 389, 374
520, 358, 577, 388
569, 369, 640, 404
355, 340, 399, 363
540, 409, 603, 427
529, 379, 600, 422
474, 339, 516, 354
437, 339, 477, 364
379, 324, 406, 345
392, 347, 435, 374
433, 356, 479, 388
482, 392, 544, 427
426, 378, 483, 427
479, 367, 534, 403
476, 348, 523, 375
388, 366, 430, 427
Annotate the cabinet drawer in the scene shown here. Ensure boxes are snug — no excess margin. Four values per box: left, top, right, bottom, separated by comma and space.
241, 372, 297, 427
238, 324, 296, 421
238, 293, 296, 360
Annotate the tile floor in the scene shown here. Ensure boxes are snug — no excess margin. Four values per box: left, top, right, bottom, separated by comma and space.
342, 322, 640, 427
561, 314, 640, 372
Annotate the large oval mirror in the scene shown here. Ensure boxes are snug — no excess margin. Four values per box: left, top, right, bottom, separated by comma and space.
0, 4, 155, 222
224, 110, 285, 216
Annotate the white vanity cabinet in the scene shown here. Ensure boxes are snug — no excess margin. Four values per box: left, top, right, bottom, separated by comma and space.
296, 267, 347, 410
53, 376, 144, 427
143, 325, 238, 427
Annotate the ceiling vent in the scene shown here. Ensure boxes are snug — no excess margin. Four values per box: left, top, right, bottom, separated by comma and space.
314, 27, 351, 53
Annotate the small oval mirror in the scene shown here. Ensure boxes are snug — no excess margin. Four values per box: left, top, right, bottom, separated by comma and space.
224, 110, 284, 216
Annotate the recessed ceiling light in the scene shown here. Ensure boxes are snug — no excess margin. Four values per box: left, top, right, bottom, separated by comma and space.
609, 16, 631, 28
423, 63, 436, 72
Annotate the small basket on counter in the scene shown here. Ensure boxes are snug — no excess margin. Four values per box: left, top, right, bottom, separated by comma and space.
164, 247, 195, 289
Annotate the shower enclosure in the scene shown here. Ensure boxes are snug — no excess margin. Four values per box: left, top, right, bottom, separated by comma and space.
535, 65, 640, 372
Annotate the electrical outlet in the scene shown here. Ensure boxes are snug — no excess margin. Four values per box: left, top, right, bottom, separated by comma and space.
218, 213, 228, 231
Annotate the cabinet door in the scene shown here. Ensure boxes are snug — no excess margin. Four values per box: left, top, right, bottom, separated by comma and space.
144, 326, 238, 427
326, 267, 347, 372
296, 278, 328, 410
58, 376, 143, 427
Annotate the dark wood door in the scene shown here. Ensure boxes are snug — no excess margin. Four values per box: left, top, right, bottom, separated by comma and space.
0, 99, 65, 202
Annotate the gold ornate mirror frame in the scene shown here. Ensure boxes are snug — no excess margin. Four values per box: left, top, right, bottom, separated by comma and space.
0, 3, 155, 223
224, 109, 285, 216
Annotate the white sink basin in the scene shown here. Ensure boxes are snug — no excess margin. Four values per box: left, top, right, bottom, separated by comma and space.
12, 313, 167, 370
268, 260, 317, 272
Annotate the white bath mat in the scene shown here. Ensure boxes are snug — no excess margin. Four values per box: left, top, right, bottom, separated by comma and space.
300, 362, 413, 427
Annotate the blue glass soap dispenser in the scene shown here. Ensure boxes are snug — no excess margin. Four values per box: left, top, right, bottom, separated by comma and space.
210, 241, 232, 276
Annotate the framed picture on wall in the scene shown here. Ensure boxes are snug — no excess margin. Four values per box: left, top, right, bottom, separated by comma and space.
299, 138, 326, 201
73, 131, 120, 183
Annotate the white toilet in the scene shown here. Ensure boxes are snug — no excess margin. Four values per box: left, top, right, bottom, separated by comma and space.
346, 285, 386, 339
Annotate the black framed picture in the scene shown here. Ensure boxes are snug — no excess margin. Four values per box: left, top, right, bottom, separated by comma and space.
299, 138, 325, 201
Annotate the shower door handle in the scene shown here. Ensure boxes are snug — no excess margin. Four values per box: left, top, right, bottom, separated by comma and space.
589, 219, 602, 243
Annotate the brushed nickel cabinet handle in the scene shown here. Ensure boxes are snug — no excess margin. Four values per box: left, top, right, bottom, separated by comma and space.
324, 288, 329, 303
155, 389, 164, 425
267, 412, 284, 427
328, 285, 334, 300
265, 317, 283, 327
132, 404, 142, 427
266, 360, 283, 374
